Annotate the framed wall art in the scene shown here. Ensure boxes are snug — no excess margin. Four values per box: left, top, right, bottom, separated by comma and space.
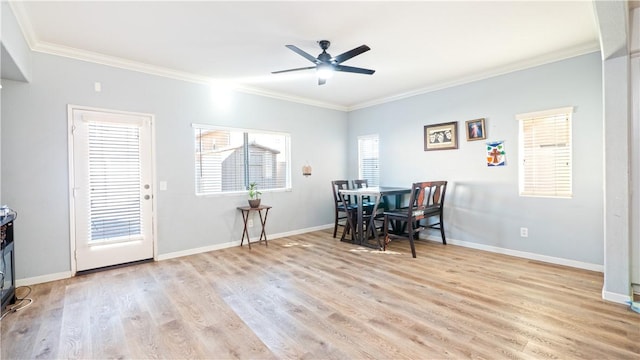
465, 118, 486, 141
424, 121, 458, 151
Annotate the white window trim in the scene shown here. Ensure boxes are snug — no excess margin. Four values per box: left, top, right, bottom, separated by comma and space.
515, 107, 574, 121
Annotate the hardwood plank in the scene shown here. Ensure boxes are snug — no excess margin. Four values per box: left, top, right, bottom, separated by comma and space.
1, 229, 638, 359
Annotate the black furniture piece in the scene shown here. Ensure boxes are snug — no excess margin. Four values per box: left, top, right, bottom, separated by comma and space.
339, 186, 412, 248
1, 213, 16, 313
351, 179, 385, 236
237, 205, 272, 249
338, 189, 381, 247
351, 179, 376, 207
331, 180, 355, 238
382, 181, 447, 258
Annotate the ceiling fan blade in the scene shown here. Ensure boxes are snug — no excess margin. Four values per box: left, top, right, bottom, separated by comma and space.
272, 66, 316, 74
318, 78, 326, 86
285, 45, 320, 64
334, 65, 375, 75
333, 45, 370, 64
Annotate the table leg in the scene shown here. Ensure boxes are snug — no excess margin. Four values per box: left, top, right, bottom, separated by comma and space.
366, 194, 382, 249
258, 208, 269, 246
240, 210, 252, 249
356, 197, 364, 245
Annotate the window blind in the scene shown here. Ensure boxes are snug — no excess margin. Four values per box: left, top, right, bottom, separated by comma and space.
88, 122, 142, 241
358, 134, 380, 186
518, 108, 573, 198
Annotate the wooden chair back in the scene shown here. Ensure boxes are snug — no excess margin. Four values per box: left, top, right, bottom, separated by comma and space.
406, 181, 447, 220
331, 180, 351, 208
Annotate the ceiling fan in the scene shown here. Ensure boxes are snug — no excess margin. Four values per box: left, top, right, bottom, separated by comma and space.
272, 40, 375, 85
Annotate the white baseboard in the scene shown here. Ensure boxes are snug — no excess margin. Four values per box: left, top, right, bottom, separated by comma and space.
157, 240, 242, 261
16, 271, 72, 287
602, 289, 632, 304
157, 223, 334, 261
423, 235, 604, 272
422, 235, 633, 304
14, 225, 613, 293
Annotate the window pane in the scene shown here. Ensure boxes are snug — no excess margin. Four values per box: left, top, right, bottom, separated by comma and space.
247, 133, 288, 190
194, 125, 290, 195
358, 135, 380, 186
518, 110, 572, 198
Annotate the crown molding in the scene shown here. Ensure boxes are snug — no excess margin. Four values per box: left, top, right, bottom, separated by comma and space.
28, 38, 601, 113
8, 0, 601, 113
32, 41, 347, 111
348, 42, 601, 111
9, 0, 345, 111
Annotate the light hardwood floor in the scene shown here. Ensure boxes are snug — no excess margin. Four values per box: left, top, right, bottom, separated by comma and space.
2, 230, 639, 359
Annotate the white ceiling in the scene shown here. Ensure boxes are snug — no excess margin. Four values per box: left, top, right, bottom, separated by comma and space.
10, 1, 601, 110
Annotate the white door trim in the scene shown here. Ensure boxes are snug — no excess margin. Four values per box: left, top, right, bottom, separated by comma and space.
67, 104, 157, 275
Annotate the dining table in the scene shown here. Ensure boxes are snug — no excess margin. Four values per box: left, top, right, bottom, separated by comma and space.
339, 186, 411, 248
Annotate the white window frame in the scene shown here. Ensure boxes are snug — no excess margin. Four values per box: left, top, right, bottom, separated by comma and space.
193, 124, 291, 196
517, 107, 573, 198
358, 134, 380, 186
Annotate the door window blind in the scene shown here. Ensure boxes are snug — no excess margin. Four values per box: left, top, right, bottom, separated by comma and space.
518, 107, 573, 198
88, 122, 142, 241
358, 134, 380, 186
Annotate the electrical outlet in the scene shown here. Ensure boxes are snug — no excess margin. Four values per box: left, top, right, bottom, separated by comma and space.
248, 219, 254, 227
520, 227, 528, 237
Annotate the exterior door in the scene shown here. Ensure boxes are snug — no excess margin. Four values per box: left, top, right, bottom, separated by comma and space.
69, 106, 155, 272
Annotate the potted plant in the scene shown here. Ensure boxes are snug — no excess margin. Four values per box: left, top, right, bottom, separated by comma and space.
248, 182, 262, 208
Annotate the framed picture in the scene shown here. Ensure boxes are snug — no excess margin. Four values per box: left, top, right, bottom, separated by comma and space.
424, 121, 458, 151
465, 118, 486, 141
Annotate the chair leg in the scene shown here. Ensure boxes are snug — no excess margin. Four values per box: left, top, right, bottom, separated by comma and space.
439, 213, 446, 245
408, 233, 417, 258
383, 216, 390, 251
341, 212, 356, 243
333, 210, 339, 238
340, 223, 347, 242
340, 217, 350, 242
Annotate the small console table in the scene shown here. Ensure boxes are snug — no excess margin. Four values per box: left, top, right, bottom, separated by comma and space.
237, 205, 272, 249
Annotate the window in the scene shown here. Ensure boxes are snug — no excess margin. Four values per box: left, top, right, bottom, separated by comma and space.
358, 134, 379, 186
517, 107, 573, 198
193, 124, 291, 195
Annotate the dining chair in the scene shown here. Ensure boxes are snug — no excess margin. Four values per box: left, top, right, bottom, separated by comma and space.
382, 181, 448, 258
331, 180, 354, 238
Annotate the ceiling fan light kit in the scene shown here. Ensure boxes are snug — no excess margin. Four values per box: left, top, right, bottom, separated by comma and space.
273, 40, 375, 85
316, 63, 334, 80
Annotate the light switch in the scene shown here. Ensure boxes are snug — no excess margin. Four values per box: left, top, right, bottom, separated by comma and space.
94, 82, 102, 92
159, 181, 167, 191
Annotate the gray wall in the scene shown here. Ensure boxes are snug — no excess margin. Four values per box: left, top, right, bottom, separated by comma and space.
2, 52, 346, 279
1, 51, 606, 281
347, 52, 604, 266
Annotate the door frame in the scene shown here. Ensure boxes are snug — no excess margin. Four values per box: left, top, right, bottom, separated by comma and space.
67, 104, 158, 275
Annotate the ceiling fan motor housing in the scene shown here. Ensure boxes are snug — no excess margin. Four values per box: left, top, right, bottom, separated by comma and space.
318, 40, 331, 50
318, 40, 332, 62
